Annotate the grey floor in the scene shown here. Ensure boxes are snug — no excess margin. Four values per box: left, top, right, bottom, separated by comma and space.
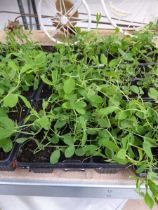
0, 196, 127, 210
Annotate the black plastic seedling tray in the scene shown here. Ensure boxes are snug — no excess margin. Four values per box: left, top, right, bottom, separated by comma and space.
15, 77, 155, 173
0, 143, 19, 171
15, 81, 130, 173
0, 40, 157, 172
3, 55, 156, 172
92, 61, 156, 68
16, 154, 129, 173
0, 84, 43, 171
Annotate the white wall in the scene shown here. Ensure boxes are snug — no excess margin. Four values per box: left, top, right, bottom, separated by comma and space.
0, 0, 158, 30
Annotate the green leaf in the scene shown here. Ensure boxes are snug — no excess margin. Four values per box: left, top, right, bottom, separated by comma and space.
21, 64, 31, 74
78, 116, 86, 127
109, 95, 121, 106
105, 148, 114, 159
130, 85, 140, 94
64, 93, 77, 102
54, 120, 67, 129
35, 52, 46, 65
100, 54, 108, 65
0, 128, 15, 141
99, 130, 111, 139
16, 138, 28, 144
0, 117, 15, 129
120, 112, 136, 125
76, 108, 85, 115
148, 172, 158, 180
41, 75, 52, 86
49, 135, 59, 144
87, 128, 98, 135
75, 147, 85, 156
3, 94, 18, 108
136, 164, 148, 174
51, 70, 58, 85
81, 132, 87, 146
63, 135, 74, 146
19, 95, 31, 109
117, 111, 129, 120
50, 150, 60, 164
87, 94, 103, 107
122, 135, 129, 150
138, 148, 143, 161
144, 137, 157, 147
64, 78, 75, 94
97, 117, 111, 128
144, 192, 154, 209
122, 133, 134, 150
74, 101, 86, 115
0, 138, 13, 153
148, 88, 158, 101
139, 87, 144, 95
0, 117, 16, 140
98, 106, 119, 116
34, 77, 39, 91
148, 180, 158, 197
99, 138, 119, 152
42, 100, 49, 110
136, 178, 142, 194
109, 59, 119, 68
114, 149, 128, 164
118, 49, 133, 61
92, 55, 99, 65
62, 102, 71, 109
35, 116, 50, 130
8, 60, 19, 72
0, 110, 7, 117
143, 141, 153, 160
65, 146, 75, 158
136, 112, 145, 119
84, 145, 98, 156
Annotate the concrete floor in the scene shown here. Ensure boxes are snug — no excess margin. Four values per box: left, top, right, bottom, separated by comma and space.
0, 196, 157, 210
123, 200, 158, 210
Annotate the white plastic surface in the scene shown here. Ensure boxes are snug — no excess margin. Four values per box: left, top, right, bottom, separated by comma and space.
0, 196, 127, 210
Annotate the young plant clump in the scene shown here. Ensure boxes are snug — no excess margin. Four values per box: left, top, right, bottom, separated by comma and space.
0, 25, 158, 208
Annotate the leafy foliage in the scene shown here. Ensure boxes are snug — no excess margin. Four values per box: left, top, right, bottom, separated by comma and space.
1, 24, 158, 208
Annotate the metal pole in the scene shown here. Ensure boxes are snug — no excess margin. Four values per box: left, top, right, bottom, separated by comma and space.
17, 0, 29, 29
0, 180, 145, 199
31, 0, 40, 29
27, 0, 33, 29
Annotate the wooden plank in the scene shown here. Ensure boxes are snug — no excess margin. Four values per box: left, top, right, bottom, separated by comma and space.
1, 30, 157, 46
0, 30, 5, 43
0, 30, 118, 45
0, 168, 134, 184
